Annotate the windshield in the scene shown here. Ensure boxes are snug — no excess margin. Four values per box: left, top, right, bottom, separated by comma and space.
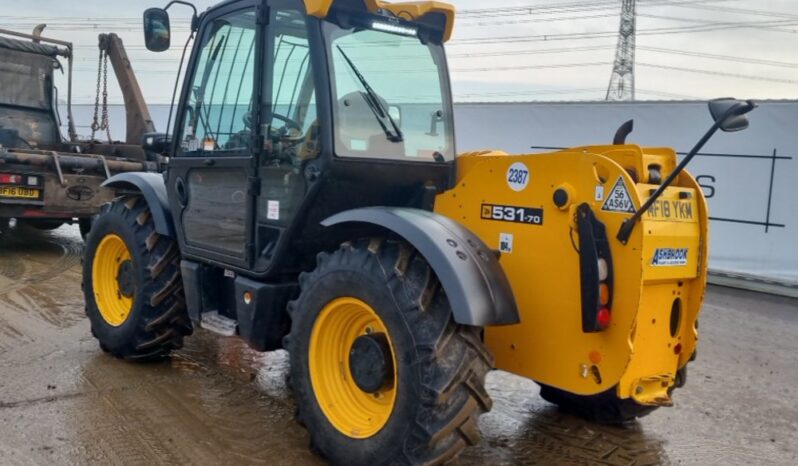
0, 47, 54, 111
323, 19, 455, 162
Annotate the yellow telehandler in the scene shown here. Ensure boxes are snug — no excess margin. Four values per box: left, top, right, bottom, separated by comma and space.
82, 0, 755, 464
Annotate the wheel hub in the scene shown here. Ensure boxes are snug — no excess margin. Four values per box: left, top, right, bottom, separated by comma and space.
349, 333, 394, 393
308, 297, 398, 438
117, 260, 135, 297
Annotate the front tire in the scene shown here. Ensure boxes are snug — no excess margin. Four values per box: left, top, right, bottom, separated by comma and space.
83, 195, 191, 360
538, 384, 658, 424
286, 239, 493, 465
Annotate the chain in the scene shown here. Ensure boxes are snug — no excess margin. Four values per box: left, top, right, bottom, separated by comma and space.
90, 48, 102, 141
89, 49, 112, 143
100, 51, 111, 143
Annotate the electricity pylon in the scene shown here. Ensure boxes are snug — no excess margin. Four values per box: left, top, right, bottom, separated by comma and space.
606, 0, 636, 101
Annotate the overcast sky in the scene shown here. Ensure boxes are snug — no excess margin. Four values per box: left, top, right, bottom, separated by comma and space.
1, 0, 796, 103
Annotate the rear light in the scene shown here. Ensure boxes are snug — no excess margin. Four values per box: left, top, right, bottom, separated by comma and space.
597, 307, 611, 328
576, 204, 614, 333
597, 258, 608, 281
0, 173, 23, 184
598, 283, 610, 306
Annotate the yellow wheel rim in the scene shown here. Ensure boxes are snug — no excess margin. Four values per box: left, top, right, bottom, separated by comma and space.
92, 234, 134, 327
309, 297, 398, 439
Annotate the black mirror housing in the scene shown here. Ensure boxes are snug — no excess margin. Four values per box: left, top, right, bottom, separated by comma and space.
142, 132, 171, 154
143, 8, 171, 52
709, 98, 756, 132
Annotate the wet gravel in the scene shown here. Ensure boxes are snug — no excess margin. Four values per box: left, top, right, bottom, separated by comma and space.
1, 225, 796, 465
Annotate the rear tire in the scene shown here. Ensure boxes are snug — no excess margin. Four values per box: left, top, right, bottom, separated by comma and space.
83, 195, 191, 360
286, 238, 493, 466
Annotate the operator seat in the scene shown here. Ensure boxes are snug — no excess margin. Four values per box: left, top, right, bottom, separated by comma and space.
337, 91, 405, 158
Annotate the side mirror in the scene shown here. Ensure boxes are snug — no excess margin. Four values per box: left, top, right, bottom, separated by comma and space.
142, 132, 170, 154
709, 98, 756, 132
143, 8, 171, 52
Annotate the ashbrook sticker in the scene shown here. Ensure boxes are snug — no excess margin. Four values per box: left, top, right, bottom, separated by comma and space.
506, 162, 530, 192
601, 177, 636, 213
651, 248, 688, 266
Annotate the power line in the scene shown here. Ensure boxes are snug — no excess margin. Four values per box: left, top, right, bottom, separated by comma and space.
668, 2, 798, 20
637, 62, 798, 84
638, 46, 798, 68
451, 62, 612, 72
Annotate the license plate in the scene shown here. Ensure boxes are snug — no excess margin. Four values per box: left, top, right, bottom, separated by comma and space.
645, 199, 696, 222
0, 185, 40, 199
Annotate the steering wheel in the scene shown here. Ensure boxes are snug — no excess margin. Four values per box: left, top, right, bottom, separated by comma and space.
271, 113, 302, 132
242, 112, 302, 132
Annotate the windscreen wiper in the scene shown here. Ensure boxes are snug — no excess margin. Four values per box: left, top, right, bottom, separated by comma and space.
336, 45, 403, 143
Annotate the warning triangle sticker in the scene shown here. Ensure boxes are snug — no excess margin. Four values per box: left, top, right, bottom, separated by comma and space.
601, 177, 636, 213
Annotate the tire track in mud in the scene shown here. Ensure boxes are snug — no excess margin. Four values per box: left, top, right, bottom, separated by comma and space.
462, 373, 670, 466
0, 229, 83, 289
0, 227, 85, 353
63, 334, 318, 466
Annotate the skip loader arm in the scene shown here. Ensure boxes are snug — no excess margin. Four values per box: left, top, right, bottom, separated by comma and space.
98, 33, 156, 145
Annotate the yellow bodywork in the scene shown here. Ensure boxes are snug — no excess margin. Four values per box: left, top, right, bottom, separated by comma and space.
434, 145, 708, 405
303, 0, 456, 41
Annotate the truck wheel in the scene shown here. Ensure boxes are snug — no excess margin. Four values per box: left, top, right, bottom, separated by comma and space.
286, 239, 493, 465
25, 219, 64, 230
539, 384, 657, 423
79, 217, 94, 241
83, 195, 191, 360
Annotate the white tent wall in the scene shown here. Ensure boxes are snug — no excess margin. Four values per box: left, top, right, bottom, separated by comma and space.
454, 101, 797, 291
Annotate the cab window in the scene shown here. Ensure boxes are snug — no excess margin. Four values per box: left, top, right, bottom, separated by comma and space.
178, 9, 257, 156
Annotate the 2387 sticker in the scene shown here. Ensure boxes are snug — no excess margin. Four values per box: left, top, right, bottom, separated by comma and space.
506, 162, 530, 192
481, 203, 544, 226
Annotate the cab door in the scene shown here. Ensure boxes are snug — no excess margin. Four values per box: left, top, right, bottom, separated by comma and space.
167, 2, 262, 268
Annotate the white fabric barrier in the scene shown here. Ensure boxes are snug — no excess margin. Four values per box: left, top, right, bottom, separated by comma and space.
454, 101, 798, 288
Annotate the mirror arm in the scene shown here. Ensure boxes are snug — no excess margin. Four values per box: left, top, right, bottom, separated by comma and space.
164, 0, 200, 31
616, 102, 751, 244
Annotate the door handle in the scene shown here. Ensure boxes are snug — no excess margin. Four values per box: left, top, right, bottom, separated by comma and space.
204, 158, 215, 166
175, 177, 188, 207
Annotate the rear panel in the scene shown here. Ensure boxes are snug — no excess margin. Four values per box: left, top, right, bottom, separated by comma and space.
434, 145, 707, 403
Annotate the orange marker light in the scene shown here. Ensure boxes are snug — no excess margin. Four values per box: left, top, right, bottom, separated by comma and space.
599, 283, 610, 306
589, 350, 602, 364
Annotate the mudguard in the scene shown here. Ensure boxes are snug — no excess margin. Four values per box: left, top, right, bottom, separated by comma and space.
322, 207, 520, 326
102, 172, 175, 237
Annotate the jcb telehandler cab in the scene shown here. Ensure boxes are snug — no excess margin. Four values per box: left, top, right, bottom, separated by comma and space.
83, 1, 755, 464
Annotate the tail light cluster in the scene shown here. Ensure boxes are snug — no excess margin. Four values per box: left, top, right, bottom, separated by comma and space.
576, 204, 614, 333
0, 173, 39, 187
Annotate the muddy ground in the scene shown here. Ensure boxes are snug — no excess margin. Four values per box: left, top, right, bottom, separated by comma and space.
0, 225, 796, 466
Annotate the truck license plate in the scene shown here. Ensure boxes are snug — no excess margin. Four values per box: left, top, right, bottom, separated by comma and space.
0, 185, 40, 199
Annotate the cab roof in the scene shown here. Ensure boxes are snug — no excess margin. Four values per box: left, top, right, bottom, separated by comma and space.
304, 1, 455, 41
203, 0, 455, 41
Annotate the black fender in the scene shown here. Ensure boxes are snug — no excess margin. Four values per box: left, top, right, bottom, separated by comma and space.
102, 172, 175, 237
322, 207, 520, 326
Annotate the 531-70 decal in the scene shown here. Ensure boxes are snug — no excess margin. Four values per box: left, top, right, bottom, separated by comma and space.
481, 204, 544, 226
